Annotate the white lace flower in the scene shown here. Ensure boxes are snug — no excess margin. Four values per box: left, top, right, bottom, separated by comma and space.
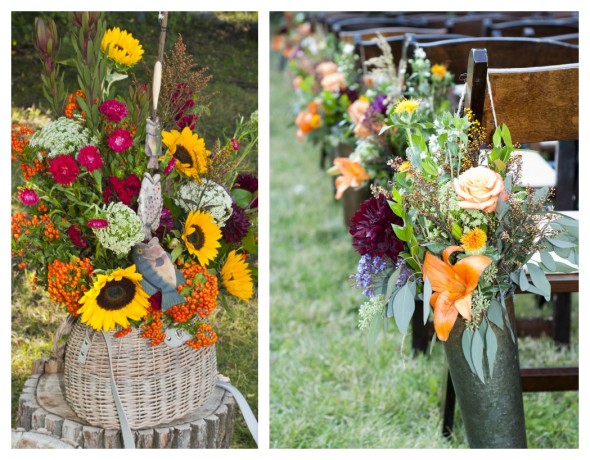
174, 179, 233, 226
29, 116, 98, 158
93, 202, 144, 257
358, 294, 385, 330
414, 47, 426, 59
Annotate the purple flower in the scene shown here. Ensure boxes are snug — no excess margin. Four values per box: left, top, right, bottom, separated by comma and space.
67, 224, 87, 248
107, 128, 133, 153
369, 94, 388, 116
339, 86, 359, 104
18, 188, 39, 206
77, 145, 103, 172
233, 173, 258, 193
231, 138, 240, 151
99, 100, 128, 123
156, 207, 175, 239
222, 203, 250, 243
87, 219, 109, 229
353, 254, 391, 298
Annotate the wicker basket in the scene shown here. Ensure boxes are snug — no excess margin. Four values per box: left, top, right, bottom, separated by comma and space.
64, 319, 217, 430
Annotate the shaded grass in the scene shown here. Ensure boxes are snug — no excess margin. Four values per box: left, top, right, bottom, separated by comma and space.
269, 52, 578, 448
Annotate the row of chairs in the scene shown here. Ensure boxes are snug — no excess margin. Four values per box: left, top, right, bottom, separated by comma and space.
308, 12, 579, 439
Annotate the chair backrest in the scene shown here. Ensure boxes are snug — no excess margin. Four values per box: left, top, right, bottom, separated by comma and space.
464, 49, 578, 145
483, 18, 578, 38
340, 26, 448, 44
403, 35, 579, 84
331, 16, 420, 33
544, 32, 579, 44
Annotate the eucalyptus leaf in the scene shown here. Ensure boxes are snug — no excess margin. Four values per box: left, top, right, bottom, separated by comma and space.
518, 269, 530, 291
546, 238, 577, 249
533, 186, 549, 202
461, 328, 476, 375
504, 173, 512, 194
527, 263, 551, 300
471, 331, 486, 383
539, 251, 556, 272
384, 268, 401, 301
485, 324, 498, 378
422, 275, 432, 325
392, 282, 415, 335
367, 313, 382, 352
487, 299, 504, 330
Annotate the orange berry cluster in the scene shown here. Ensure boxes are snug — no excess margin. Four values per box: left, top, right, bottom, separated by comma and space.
47, 257, 94, 315
11, 123, 34, 161
141, 310, 166, 346
64, 90, 87, 119
104, 121, 137, 137
114, 326, 132, 338
167, 261, 219, 324
186, 323, 218, 349
12, 212, 60, 242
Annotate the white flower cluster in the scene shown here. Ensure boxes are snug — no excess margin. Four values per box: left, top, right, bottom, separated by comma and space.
358, 294, 385, 330
29, 116, 98, 158
351, 139, 381, 165
174, 179, 233, 226
93, 202, 144, 257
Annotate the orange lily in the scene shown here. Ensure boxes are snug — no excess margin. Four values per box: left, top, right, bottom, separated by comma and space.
332, 157, 370, 200
422, 245, 492, 341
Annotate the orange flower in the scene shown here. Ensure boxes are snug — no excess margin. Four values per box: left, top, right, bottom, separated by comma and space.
332, 157, 370, 200
453, 166, 506, 212
347, 98, 370, 138
295, 101, 322, 141
316, 61, 338, 79
321, 72, 346, 92
422, 246, 492, 341
431, 64, 447, 79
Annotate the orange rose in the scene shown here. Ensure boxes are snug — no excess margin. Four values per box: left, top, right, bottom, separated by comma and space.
316, 61, 338, 79
321, 72, 346, 92
453, 166, 506, 212
292, 75, 303, 90
347, 99, 370, 138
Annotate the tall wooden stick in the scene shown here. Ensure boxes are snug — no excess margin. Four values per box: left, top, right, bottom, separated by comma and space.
151, 11, 168, 120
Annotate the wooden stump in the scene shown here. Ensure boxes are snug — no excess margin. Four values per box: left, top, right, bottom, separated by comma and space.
15, 358, 235, 448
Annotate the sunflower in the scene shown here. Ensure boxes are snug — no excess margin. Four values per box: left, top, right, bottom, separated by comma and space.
101, 27, 144, 68
77, 265, 149, 332
182, 210, 222, 266
220, 250, 253, 301
162, 127, 210, 180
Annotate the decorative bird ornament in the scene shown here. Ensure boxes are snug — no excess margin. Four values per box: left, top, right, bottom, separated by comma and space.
137, 172, 163, 240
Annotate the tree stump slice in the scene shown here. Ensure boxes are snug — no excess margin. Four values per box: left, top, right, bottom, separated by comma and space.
14, 358, 236, 449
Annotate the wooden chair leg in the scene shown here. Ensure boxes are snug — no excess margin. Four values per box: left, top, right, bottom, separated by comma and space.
552, 293, 571, 346
411, 302, 429, 354
441, 369, 456, 438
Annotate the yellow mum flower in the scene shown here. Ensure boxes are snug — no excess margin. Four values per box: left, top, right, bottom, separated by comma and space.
460, 227, 487, 254
182, 210, 222, 266
394, 98, 421, 115
101, 27, 144, 68
398, 161, 412, 173
77, 265, 149, 332
162, 126, 210, 181
220, 250, 254, 301
431, 64, 447, 79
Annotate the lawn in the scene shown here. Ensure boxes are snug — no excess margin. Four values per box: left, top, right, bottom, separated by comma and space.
11, 11, 258, 448
268, 50, 579, 448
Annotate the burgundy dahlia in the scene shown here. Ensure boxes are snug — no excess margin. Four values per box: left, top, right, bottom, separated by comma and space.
99, 99, 128, 123
222, 203, 251, 243
48, 154, 79, 186
18, 188, 40, 206
77, 145, 103, 172
67, 224, 87, 248
103, 174, 141, 207
233, 173, 258, 193
349, 193, 404, 261
107, 128, 133, 153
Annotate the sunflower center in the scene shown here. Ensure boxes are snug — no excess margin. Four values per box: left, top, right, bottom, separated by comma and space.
187, 225, 205, 250
175, 145, 193, 165
96, 277, 137, 311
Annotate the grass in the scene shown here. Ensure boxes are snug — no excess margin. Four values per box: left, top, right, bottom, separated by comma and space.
11, 11, 257, 448
269, 51, 578, 449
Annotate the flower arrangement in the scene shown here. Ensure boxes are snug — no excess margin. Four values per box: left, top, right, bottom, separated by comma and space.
352, 104, 578, 381
12, 13, 258, 349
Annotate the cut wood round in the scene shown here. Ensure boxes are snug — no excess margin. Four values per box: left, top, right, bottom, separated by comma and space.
15, 358, 235, 448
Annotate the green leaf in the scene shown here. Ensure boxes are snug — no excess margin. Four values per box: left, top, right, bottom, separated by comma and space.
384, 268, 401, 301
471, 330, 486, 383
492, 127, 502, 147
487, 299, 504, 330
451, 222, 462, 241
422, 158, 438, 176
485, 324, 498, 378
533, 186, 549, 202
527, 263, 551, 300
392, 282, 415, 335
546, 238, 577, 249
367, 312, 382, 352
539, 251, 556, 272
170, 245, 183, 263
422, 275, 432, 325
393, 224, 410, 242
493, 158, 506, 172
391, 188, 402, 203
500, 124, 512, 147
462, 328, 476, 375
518, 269, 529, 291
390, 202, 405, 218
231, 188, 254, 209
504, 174, 512, 194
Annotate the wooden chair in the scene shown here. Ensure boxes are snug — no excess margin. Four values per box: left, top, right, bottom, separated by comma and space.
441, 49, 579, 437
330, 16, 421, 34
483, 17, 578, 38
339, 26, 448, 44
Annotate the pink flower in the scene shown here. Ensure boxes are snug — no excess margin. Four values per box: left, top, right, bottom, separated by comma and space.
107, 128, 133, 153
48, 154, 79, 186
87, 219, 109, 229
316, 61, 338, 79
231, 138, 240, 151
18, 188, 40, 206
164, 157, 176, 175
99, 99, 128, 123
347, 99, 370, 138
77, 145, 103, 172
453, 166, 507, 212
321, 72, 346, 92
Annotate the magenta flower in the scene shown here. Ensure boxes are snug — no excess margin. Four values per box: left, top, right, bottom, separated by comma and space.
67, 225, 87, 248
163, 157, 176, 175
87, 219, 109, 229
107, 128, 133, 153
99, 99, 128, 123
48, 154, 79, 186
18, 188, 40, 206
231, 138, 240, 151
77, 145, 103, 172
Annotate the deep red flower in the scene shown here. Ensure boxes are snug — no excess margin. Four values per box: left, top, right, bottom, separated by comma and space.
18, 188, 40, 206
222, 202, 251, 243
77, 145, 103, 172
149, 291, 162, 311
231, 138, 240, 151
67, 224, 87, 247
99, 99, 128, 123
103, 174, 141, 206
233, 173, 258, 193
48, 154, 79, 186
349, 193, 404, 261
107, 128, 133, 153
